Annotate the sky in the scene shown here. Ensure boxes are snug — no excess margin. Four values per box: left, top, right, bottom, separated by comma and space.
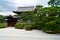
0, 0, 49, 16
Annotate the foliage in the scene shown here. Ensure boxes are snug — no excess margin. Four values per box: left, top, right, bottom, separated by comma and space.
33, 16, 48, 30
0, 23, 7, 28
0, 15, 6, 23
42, 18, 60, 33
48, 0, 60, 7
55, 18, 60, 33
48, 0, 55, 6
34, 5, 43, 16
32, 5, 44, 30
15, 22, 34, 30
15, 22, 25, 29
20, 5, 43, 22
25, 23, 33, 30
40, 7, 60, 16
18, 5, 60, 33
34, 6, 60, 33
43, 21, 56, 31
42, 17, 60, 33
20, 11, 34, 22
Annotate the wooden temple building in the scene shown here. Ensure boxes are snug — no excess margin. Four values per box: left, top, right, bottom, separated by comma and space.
6, 6, 35, 26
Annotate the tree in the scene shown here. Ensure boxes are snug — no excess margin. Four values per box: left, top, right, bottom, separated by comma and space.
40, 7, 60, 33
20, 5, 43, 22
0, 15, 6, 23
48, 0, 60, 7
20, 11, 34, 22
48, 0, 55, 6
34, 6, 60, 33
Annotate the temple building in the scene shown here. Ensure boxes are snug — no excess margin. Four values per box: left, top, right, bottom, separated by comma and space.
13, 6, 35, 14
6, 6, 35, 26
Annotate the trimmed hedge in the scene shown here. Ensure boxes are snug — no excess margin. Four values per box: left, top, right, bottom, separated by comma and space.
15, 22, 34, 30
25, 23, 33, 30
15, 22, 25, 29
0, 23, 7, 28
42, 20, 60, 34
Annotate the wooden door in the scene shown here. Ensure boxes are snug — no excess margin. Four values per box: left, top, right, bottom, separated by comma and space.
7, 19, 17, 27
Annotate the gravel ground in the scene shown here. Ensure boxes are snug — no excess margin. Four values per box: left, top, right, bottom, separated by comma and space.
0, 27, 60, 40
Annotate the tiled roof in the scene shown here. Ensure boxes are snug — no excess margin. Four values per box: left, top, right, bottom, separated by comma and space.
14, 6, 35, 12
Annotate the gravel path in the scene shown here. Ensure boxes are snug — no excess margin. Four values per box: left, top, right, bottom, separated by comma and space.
0, 27, 60, 40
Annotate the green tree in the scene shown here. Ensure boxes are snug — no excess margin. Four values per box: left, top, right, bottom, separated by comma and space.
48, 0, 60, 7
40, 7, 60, 33
48, 0, 55, 6
20, 11, 34, 22
0, 15, 6, 23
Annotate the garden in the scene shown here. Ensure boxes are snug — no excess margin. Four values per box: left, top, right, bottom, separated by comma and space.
14, 6, 60, 34
0, 5, 60, 34
0, 0, 60, 34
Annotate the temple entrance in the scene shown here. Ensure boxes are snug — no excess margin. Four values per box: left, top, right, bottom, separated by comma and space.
7, 19, 17, 27
6, 15, 18, 27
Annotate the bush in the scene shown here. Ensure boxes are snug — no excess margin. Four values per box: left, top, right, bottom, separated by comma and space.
42, 20, 60, 34
55, 26, 60, 33
0, 23, 7, 28
15, 22, 25, 29
32, 23, 37, 29
42, 21, 56, 32
54, 19, 60, 33
33, 22, 45, 30
33, 16, 48, 30
25, 23, 33, 30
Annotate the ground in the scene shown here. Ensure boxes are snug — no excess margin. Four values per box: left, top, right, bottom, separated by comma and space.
0, 27, 60, 40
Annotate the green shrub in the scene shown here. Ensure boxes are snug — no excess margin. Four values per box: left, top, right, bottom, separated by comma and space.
25, 23, 33, 30
0, 23, 7, 28
33, 22, 44, 30
54, 19, 60, 33
15, 23, 25, 29
32, 23, 37, 29
55, 26, 60, 33
42, 21, 56, 33
42, 20, 60, 34
33, 20, 46, 30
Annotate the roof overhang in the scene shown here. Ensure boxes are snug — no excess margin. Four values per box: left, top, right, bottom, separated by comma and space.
13, 6, 35, 13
